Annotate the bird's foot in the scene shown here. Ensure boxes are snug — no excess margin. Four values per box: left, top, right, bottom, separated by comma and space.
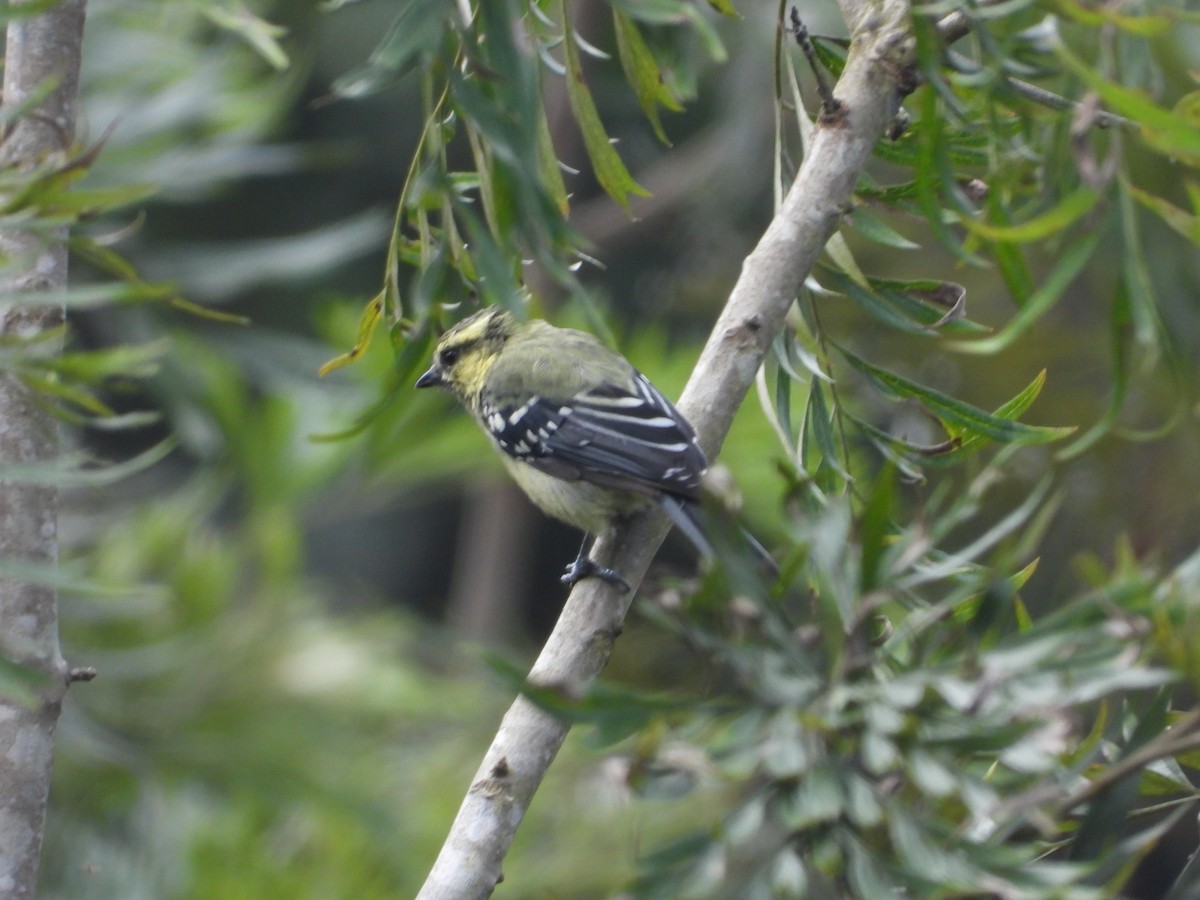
561, 555, 630, 593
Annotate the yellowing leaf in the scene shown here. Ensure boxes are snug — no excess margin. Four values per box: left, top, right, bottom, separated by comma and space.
318, 291, 385, 377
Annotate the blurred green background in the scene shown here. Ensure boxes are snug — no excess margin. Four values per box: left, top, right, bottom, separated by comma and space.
34, 0, 1200, 896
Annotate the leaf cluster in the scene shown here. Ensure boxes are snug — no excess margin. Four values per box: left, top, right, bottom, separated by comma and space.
529, 468, 1199, 898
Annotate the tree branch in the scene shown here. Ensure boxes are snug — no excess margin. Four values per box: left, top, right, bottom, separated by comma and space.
0, 1, 88, 895
418, 1, 914, 895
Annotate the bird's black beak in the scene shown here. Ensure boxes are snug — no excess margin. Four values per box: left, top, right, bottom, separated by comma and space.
415, 366, 443, 389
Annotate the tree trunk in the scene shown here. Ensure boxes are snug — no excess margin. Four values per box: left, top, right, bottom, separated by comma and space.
0, 1, 88, 895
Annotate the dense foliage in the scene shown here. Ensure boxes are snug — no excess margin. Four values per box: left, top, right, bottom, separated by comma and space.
2, 0, 1197, 896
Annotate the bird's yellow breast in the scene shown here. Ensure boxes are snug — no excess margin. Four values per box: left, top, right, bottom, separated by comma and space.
499, 455, 646, 534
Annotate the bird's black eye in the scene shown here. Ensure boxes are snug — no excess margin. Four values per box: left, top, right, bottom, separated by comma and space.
439, 347, 460, 367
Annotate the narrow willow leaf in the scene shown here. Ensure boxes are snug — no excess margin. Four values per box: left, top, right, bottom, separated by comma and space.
900, 479, 1053, 587
561, 0, 650, 214
613, 9, 682, 146
962, 186, 1099, 243
0, 439, 176, 488
1051, 0, 1173, 36
0, 556, 162, 599
969, 0, 1041, 19
42, 183, 158, 215
824, 231, 870, 288
951, 231, 1101, 355
984, 191, 1034, 300
809, 35, 848, 78
860, 464, 895, 593
48, 341, 169, 382
0, 281, 175, 310
318, 291, 385, 377
705, 0, 739, 16
605, 0, 695, 25
311, 325, 433, 443
821, 267, 984, 335
755, 364, 792, 452
847, 208, 920, 249
1061, 184, 1167, 458
21, 373, 113, 416
84, 411, 163, 431
170, 297, 250, 325
839, 348, 1074, 445
536, 103, 570, 216
1127, 184, 1200, 243
808, 379, 851, 481
202, 4, 290, 70
332, 0, 446, 98
1012, 561, 1037, 599
774, 363, 795, 455
454, 199, 524, 309
0, 0, 62, 25
796, 379, 815, 473
845, 409, 959, 459
913, 87, 987, 266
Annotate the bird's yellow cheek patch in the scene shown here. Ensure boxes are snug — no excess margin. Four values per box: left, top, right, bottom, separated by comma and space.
448, 353, 494, 398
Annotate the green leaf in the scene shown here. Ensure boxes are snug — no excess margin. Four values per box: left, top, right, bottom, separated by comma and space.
48, 340, 170, 382
705, 0, 739, 16
1051, 0, 1173, 37
332, 0, 447, 98
859, 464, 895, 593
318, 292, 385, 377
846, 208, 920, 250
0, 439, 176, 488
613, 10, 682, 146
535, 102, 571, 217
911, 85, 988, 266
985, 194, 1035, 301
605, 0, 695, 25
774, 362, 795, 456
20, 372, 113, 416
807, 379, 851, 481
961, 186, 1100, 243
820, 267, 984, 335
560, 0, 650, 213
1127, 184, 1200, 243
839, 348, 1074, 446
824, 230, 870, 289
202, 3, 290, 70
951, 231, 1101, 354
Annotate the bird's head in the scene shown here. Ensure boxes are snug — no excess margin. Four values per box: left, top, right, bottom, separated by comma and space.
415, 306, 517, 401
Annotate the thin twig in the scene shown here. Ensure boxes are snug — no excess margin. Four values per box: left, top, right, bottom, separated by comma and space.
789, 7, 844, 121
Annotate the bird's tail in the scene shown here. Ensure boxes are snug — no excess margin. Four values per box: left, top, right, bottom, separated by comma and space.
658, 495, 778, 577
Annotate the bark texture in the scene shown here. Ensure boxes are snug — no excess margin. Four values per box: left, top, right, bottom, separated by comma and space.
419, 2, 914, 895
0, 1, 87, 896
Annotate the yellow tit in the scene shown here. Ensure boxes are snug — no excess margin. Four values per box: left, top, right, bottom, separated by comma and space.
416, 306, 711, 591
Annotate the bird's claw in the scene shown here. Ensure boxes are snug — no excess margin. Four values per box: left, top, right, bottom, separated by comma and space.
561, 556, 630, 593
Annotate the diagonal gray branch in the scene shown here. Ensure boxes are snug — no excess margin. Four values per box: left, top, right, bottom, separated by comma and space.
418, 1, 913, 895
0, 1, 88, 896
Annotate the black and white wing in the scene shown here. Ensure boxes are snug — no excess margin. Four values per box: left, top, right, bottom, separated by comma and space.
481, 371, 707, 499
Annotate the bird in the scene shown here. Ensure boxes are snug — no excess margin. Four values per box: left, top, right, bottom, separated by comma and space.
415, 306, 714, 592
